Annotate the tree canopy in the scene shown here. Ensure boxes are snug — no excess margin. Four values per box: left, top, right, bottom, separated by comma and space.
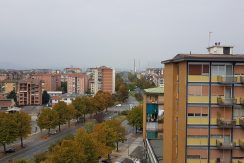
127, 105, 143, 132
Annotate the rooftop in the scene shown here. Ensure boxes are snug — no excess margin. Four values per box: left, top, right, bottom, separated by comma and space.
144, 87, 164, 95
162, 53, 244, 64
148, 139, 163, 163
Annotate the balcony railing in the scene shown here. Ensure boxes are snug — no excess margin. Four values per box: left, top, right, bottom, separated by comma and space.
217, 75, 236, 84
216, 139, 236, 149
239, 117, 244, 128
240, 139, 244, 150
146, 122, 158, 131
238, 160, 244, 163
217, 97, 237, 105
236, 76, 244, 84
217, 118, 236, 128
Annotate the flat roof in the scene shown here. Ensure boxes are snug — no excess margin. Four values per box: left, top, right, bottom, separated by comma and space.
149, 139, 163, 163
144, 87, 164, 95
161, 54, 244, 64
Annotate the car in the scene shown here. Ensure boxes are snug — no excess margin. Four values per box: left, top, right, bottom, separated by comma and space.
5, 148, 16, 153
48, 130, 57, 135
116, 104, 122, 107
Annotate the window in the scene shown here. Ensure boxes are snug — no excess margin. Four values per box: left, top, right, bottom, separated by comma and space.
189, 64, 209, 76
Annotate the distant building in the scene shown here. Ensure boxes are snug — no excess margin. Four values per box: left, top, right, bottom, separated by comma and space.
64, 68, 81, 74
87, 66, 115, 95
31, 73, 61, 92
17, 79, 43, 106
0, 99, 15, 110
67, 73, 88, 95
0, 80, 17, 94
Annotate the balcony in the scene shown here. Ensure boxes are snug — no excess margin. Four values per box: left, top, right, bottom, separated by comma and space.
217, 75, 236, 84
240, 118, 244, 128
240, 139, 244, 150
146, 122, 158, 131
238, 160, 244, 163
217, 118, 236, 128
216, 139, 236, 149
236, 76, 244, 84
236, 97, 244, 105
217, 97, 236, 106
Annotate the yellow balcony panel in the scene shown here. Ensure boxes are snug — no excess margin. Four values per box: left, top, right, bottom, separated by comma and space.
188, 117, 208, 125
188, 75, 209, 82
188, 96, 209, 103
240, 139, 244, 150
187, 159, 208, 163
236, 76, 244, 84
187, 138, 208, 145
240, 117, 244, 128
211, 118, 217, 125
236, 97, 244, 105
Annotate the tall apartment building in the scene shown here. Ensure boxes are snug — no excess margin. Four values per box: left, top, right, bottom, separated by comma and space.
17, 79, 42, 106
32, 73, 61, 92
87, 66, 115, 94
162, 44, 244, 163
143, 87, 164, 163
67, 73, 88, 94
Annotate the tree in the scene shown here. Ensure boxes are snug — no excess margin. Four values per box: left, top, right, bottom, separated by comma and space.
46, 128, 98, 163
103, 92, 114, 112
72, 96, 89, 123
84, 119, 96, 133
66, 104, 76, 127
61, 81, 67, 93
37, 108, 58, 134
94, 92, 106, 113
7, 90, 17, 105
14, 112, 32, 148
105, 120, 126, 152
127, 105, 143, 133
53, 101, 68, 132
117, 83, 129, 102
0, 112, 18, 152
42, 90, 50, 105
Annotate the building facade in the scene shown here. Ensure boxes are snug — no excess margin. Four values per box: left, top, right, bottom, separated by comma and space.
143, 87, 164, 163
32, 73, 61, 92
162, 45, 244, 163
87, 66, 115, 95
67, 73, 88, 95
17, 79, 42, 106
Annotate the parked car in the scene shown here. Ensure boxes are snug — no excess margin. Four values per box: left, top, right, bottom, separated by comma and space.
5, 148, 16, 153
116, 104, 122, 107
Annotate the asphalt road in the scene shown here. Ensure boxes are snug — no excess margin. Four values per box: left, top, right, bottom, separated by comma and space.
0, 123, 83, 163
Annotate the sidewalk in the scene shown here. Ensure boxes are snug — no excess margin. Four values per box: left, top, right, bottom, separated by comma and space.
111, 133, 143, 162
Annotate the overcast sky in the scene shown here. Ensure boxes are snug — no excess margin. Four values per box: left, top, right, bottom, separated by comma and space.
0, 0, 244, 70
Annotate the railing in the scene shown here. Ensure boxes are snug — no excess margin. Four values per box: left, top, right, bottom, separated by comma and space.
217, 75, 236, 83
240, 117, 244, 128
240, 139, 244, 150
217, 97, 237, 105
146, 122, 158, 131
145, 139, 158, 163
216, 139, 236, 149
217, 118, 236, 128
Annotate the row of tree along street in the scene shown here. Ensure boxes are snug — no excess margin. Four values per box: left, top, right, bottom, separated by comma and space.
37, 91, 114, 134
0, 111, 31, 152
13, 119, 126, 163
